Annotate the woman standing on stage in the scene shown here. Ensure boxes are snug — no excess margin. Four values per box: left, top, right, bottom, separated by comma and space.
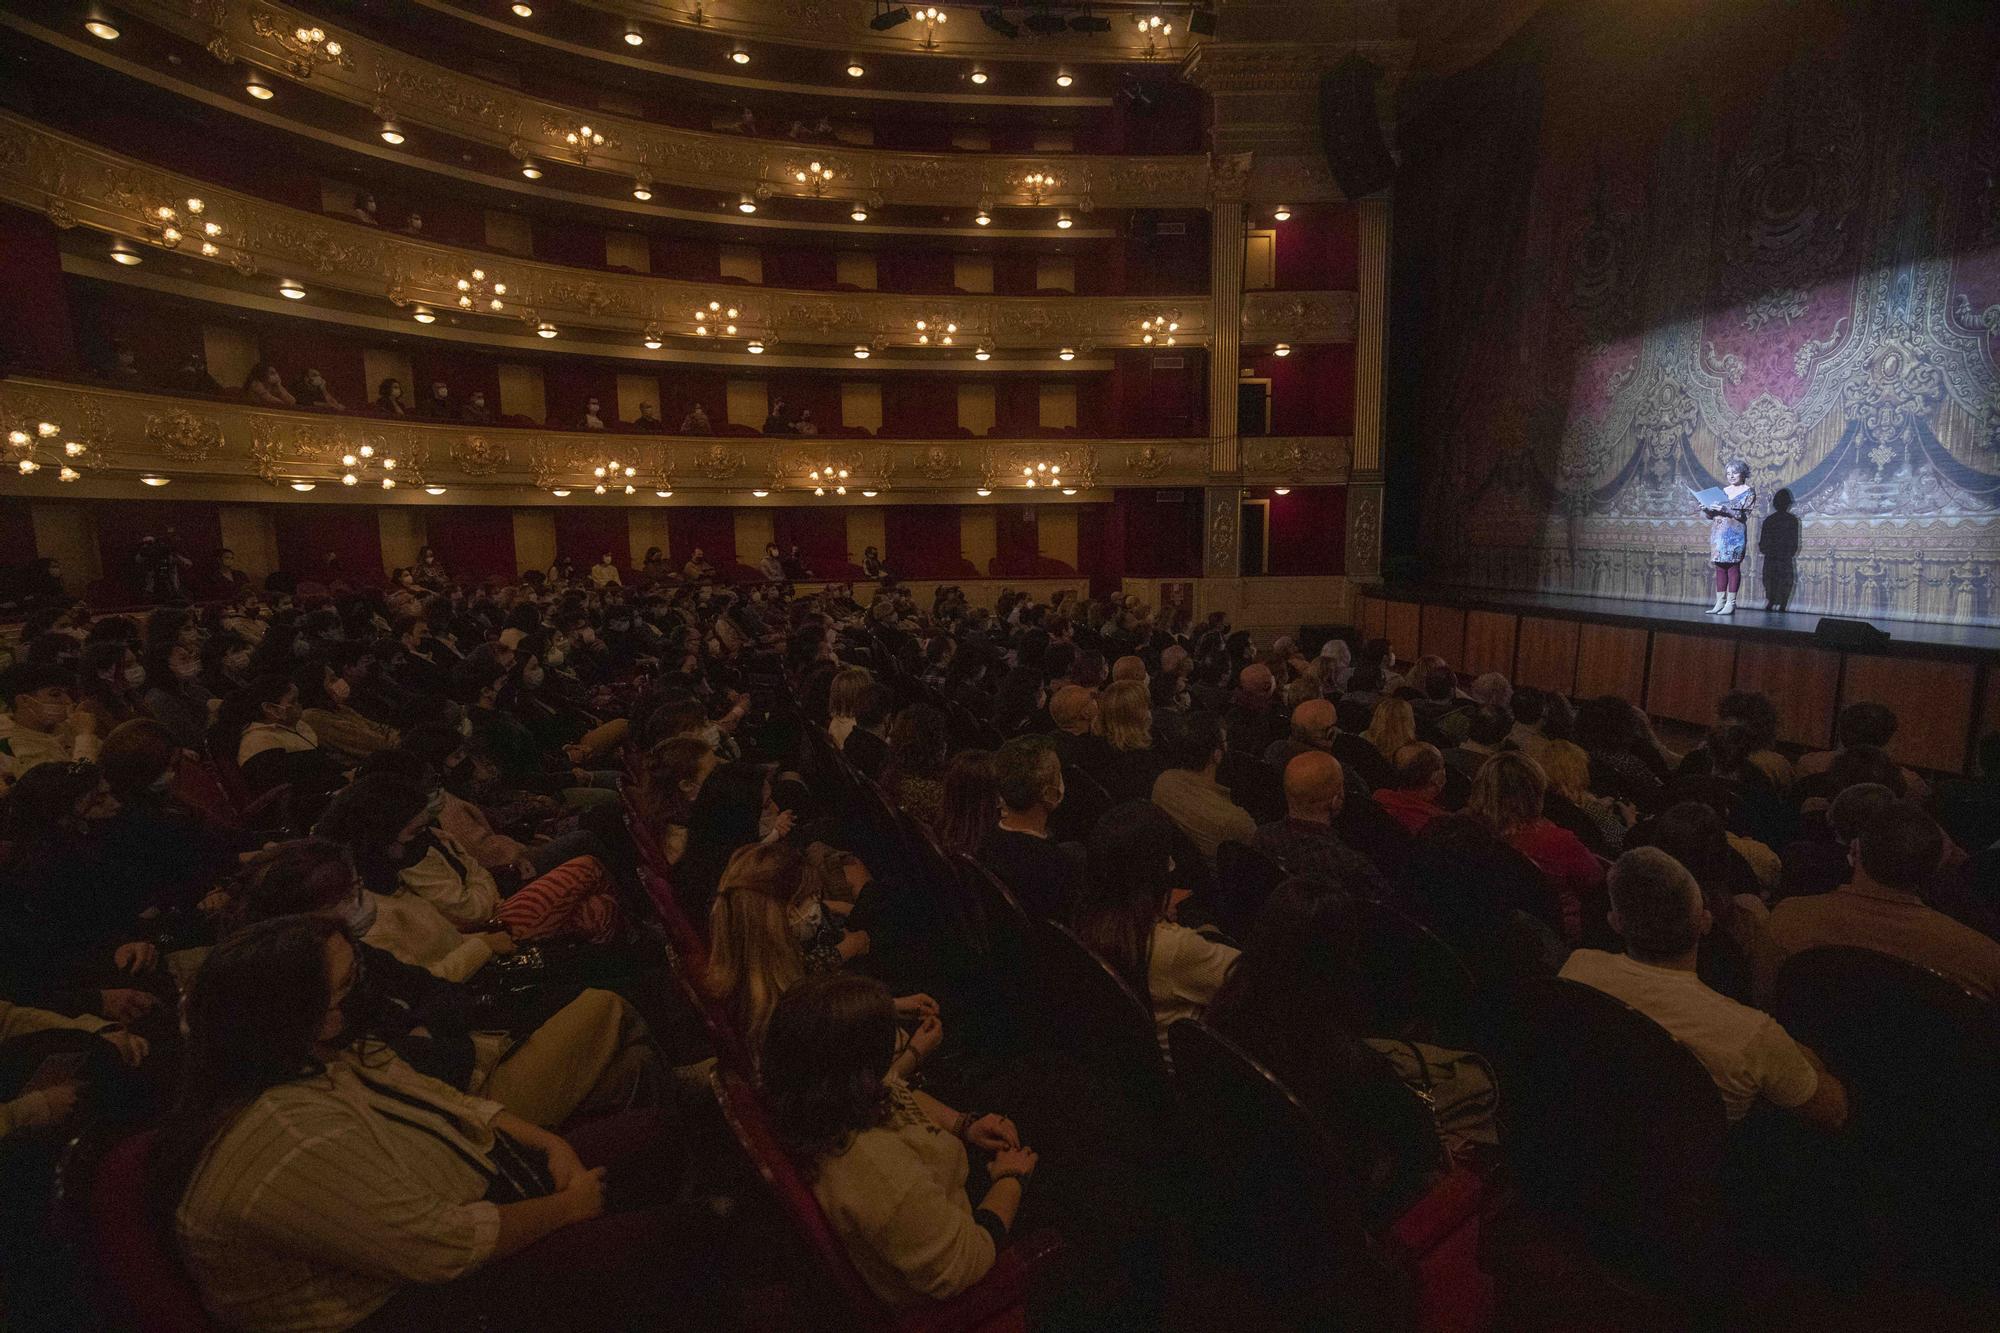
1702, 460, 1756, 616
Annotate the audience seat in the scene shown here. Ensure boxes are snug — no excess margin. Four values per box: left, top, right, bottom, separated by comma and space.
1168, 1020, 1492, 1333
1027, 919, 1174, 1123
1504, 978, 1728, 1281
1049, 764, 1110, 843
710, 1068, 1061, 1333
1351, 899, 1480, 1049
1211, 841, 1286, 943
70, 1131, 216, 1332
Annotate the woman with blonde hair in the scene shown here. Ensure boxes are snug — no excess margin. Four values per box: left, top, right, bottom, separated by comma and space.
1465, 752, 1602, 942
1093, 680, 1164, 802
1539, 738, 1630, 853
1362, 697, 1417, 762
706, 842, 937, 1071
826, 666, 874, 749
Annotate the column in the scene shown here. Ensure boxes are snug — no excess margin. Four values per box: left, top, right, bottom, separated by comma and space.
1345, 198, 1390, 579
1207, 196, 1246, 480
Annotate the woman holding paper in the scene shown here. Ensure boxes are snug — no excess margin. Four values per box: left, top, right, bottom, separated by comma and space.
1699, 460, 1757, 616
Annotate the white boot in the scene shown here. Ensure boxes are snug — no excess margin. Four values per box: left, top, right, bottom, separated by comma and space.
1705, 590, 1726, 614
1718, 591, 1736, 616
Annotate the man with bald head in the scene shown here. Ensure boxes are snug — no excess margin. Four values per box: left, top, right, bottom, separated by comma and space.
1262, 697, 1337, 770
1111, 655, 1149, 688
1375, 742, 1451, 834
1252, 750, 1390, 898
1224, 661, 1288, 758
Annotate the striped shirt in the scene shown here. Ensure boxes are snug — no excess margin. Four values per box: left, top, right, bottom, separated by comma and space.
178, 1052, 506, 1332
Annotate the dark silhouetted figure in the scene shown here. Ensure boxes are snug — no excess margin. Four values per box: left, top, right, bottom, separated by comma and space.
1759, 488, 1800, 612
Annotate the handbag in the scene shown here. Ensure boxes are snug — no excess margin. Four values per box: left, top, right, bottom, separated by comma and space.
1366, 1039, 1500, 1158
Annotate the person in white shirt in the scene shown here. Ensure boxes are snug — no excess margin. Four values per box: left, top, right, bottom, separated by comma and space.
590, 554, 622, 588
1559, 847, 1847, 1129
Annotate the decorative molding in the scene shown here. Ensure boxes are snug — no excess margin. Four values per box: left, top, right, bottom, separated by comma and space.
1345, 485, 1383, 577
0, 380, 1338, 498
1204, 485, 1242, 577
1242, 290, 1360, 346
0, 113, 1299, 351
1243, 436, 1353, 483
106, 0, 1209, 209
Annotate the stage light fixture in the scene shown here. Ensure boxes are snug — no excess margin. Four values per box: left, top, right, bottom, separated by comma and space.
974, 346, 992, 361
853, 345, 871, 359
974, 209, 991, 226
85, 20, 120, 40
979, 9, 1018, 38
747, 340, 766, 354
1025, 11, 1067, 36
870, 5, 913, 31
1055, 211, 1073, 229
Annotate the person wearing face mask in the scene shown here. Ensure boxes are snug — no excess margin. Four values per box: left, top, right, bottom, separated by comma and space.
137, 635, 215, 751
296, 662, 400, 766
290, 366, 346, 412
579, 398, 607, 431
76, 641, 149, 732
590, 553, 622, 588
229, 677, 346, 815
95, 718, 246, 915
202, 631, 256, 695
392, 614, 452, 697
0, 663, 101, 781
373, 377, 408, 417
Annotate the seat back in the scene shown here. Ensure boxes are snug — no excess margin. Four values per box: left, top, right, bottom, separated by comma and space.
639, 867, 754, 1075
1773, 946, 2000, 1188
78, 1132, 215, 1333
1350, 899, 1479, 1048
1049, 764, 1110, 843
1507, 979, 1727, 1267
1211, 841, 1287, 942
1029, 919, 1174, 1120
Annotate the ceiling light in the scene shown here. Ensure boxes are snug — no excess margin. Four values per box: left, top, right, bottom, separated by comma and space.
381, 477, 397, 490
643, 332, 663, 350
747, 340, 766, 354
1272, 206, 1291, 222
1055, 211, 1073, 229
625, 29, 646, 46
290, 481, 315, 491
413, 305, 436, 324
342, 453, 357, 466
85, 20, 120, 40
846, 62, 865, 78
974, 210, 991, 226
109, 241, 141, 266
969, 69, 989, 85
976, 486, 992, 496
974, 346, 991, 361
870, 6, 913, 31
342, 472, 359, 486
1058, 347, 1075, 361
1273, 487, 1291, 495
551, 488, 571, 496
850, 204, 869, 222
853, 345, 870, 359
656, 489, 672, 498
245, 79, 274, 100
1061, 487, 1077, 495
632, 183, 653, 201
279, 279, 306, 299
425, 485, 447, 495
379, 121, 405, 145
520, 162, 543, 179
737, 196, 757, 214
861, 489, 878, 497
1055, 72, 1074, 88
729, 48, 749, 64
536, 321, 558, 338
1273, 342, 1292, 357
512, 3, 533, 16
751, 489, 769, 497
140, 475, 169, 487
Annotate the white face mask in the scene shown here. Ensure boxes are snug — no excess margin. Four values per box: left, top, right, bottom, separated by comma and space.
522, 666, 545, 688
123, 664, 147, 688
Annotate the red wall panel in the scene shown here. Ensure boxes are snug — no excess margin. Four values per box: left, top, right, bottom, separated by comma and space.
666, 506, 737, 571
771, 508, 852, 576
552, 508, 632, 572
0, 208, 78, 375
422, 506, 517, 583
543, 363, 621, 431
1266, 486, 1348, 575
1273, 204, 1361, 292
882, 506, 969, 577
273, 506, 385, 585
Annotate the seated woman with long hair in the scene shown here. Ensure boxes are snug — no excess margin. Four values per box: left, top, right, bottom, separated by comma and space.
1072, 801, 1238, 1054
236, 840, 653, 1129
634, 735, 717, 865
763, 972, 1038, 1307
152, 915, 694, 1332
705, 843, 935, 1074
294, 661, 400, 767
881, 704, 950, 834
1465, 752, 1603, 944
674, 760, 788, 925
936, 750, 997, 860
1092, 680, 1166, 803
316, 776, 623, 945
1362, 697, 1417, 764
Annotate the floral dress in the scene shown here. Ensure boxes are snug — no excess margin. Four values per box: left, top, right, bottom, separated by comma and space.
1709, 485, 1756, 565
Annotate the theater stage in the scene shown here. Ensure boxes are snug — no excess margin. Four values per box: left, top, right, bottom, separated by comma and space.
1355, 586, 2000, 778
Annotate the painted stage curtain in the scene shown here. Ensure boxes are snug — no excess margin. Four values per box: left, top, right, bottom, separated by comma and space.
1388, 0, 2000, 626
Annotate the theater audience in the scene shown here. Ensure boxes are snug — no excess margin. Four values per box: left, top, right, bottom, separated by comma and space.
978, 735, 1085, 920
1150, 712, 1254, 864
1253, 752, 1389, 899
1466, 752, 1602, 943
1373, 742, 1451, 834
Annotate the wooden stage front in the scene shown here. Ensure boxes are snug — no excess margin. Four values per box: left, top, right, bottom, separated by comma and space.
1355, 586, 2000, 778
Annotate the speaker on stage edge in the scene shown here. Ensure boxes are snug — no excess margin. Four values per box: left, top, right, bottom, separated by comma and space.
1813, 616, 1892, 650
1318, 54, 1396, 200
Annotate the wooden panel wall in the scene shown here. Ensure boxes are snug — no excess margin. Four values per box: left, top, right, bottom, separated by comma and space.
1385, 602, 1421, 658
1419, 604, 1466, 668
1732, 642, 1840, 748
1574, 624, 1648, 704
1462, 611, 1518, 679
1360, 595, 1387, 642
1645, 633, 1738, 725
1514, 617, 1579, 695
1838, 656, 1976, 775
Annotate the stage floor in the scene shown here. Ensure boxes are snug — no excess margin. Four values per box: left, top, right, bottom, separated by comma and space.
1377, 585, 2000, 659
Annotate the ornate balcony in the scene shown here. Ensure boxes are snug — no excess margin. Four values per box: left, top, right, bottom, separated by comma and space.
0, 379, 1353, 502
88, 0, 1211, 212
